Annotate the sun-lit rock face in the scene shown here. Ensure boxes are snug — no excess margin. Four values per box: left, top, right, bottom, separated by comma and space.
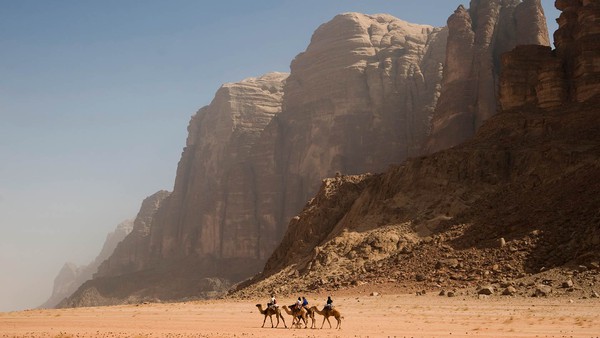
425, 0, 550, 153
276, 13, 447, 226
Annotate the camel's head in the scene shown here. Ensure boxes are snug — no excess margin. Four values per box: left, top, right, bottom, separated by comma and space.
255, 304, 261, 307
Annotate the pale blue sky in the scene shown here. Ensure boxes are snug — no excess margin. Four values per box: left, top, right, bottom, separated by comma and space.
0, 1, 559, 312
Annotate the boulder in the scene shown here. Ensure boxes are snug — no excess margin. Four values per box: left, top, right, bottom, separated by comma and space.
534, 285, 553, 297
478, 286, 495, 295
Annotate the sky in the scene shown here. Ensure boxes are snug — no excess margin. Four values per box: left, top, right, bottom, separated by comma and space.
0, 0, 559, 312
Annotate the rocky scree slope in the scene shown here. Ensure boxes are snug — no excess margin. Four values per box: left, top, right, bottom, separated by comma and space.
235, 97, 600, 300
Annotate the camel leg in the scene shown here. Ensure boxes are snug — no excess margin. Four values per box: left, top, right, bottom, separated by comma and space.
279, 313, 288, 328
320, 316, 326, 329
336, 317, 341, 329
261, 315, 267, 328
326, 317, 332, 329
274, 314, 279, 328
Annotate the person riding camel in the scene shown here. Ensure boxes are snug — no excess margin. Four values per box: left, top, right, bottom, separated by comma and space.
301, 296, 309, 311
325, 296, 333, 310
268, 294, 278, 309
295, 297, 303, 311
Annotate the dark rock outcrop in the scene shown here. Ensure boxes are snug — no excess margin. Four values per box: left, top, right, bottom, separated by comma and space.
425, 0, 550, 153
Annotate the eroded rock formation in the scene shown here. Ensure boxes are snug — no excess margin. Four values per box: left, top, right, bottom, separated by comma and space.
500, 0, 600, 110
275, 13, 447, 233
425, 0, 550, 153
67, 13, 449, 306
236, 0, 600, 300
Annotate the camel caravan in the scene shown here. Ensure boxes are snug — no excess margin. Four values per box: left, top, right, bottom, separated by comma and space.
255, 295, 343, 329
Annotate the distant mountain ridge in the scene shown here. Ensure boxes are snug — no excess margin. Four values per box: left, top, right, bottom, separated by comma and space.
40, 219, 133, 309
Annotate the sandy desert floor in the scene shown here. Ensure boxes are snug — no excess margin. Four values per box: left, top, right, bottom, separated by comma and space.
1, 293, 599, 338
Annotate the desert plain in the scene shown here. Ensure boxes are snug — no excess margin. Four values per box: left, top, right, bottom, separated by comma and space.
1, 290, 599, 338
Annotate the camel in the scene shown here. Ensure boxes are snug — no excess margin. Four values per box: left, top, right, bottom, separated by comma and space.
282, 305, 308, 329
304, 306, 317, 329
255, 304, 287, 328
310, 306, 343, 329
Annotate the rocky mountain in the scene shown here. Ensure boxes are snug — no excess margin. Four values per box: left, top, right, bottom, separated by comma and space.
95, 190, 170, 277
425, 0, 550, 153
500, 0, 600, 109
59, 191, 169, 308
40, 219, 133, 309
65, 1, 573, 306
62, 74, 288, 307
274, 13, 447, 229
64, 13, 451, 306
235, 0, 600, 299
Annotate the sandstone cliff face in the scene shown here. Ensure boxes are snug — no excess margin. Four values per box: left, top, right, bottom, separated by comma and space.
236, 1, 600, 298
426, 0, 550, 153
144, 73, 288, 281
276, 13, 447, 230
500, 0, 600, 109
66, 13, 450, 306
40, 219, 133, 309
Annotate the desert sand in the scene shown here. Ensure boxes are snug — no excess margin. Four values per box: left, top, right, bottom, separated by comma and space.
1, 292, 599, 338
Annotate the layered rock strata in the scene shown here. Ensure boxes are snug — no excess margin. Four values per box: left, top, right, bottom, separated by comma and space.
500, 0, 600, 109
275, 13, 447, 233
426, 0, 550, 153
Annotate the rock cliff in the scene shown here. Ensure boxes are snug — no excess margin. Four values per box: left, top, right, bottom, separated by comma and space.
95, 190, 170, 277
143, 73, 288, 280
63, 74, 288, 306
66, 13, 449, 306
235, 1, 600, 299
276, 13, 447, 227
425, 0, 550, 153
500, 0, 600, 109
40, 219, 133, 308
